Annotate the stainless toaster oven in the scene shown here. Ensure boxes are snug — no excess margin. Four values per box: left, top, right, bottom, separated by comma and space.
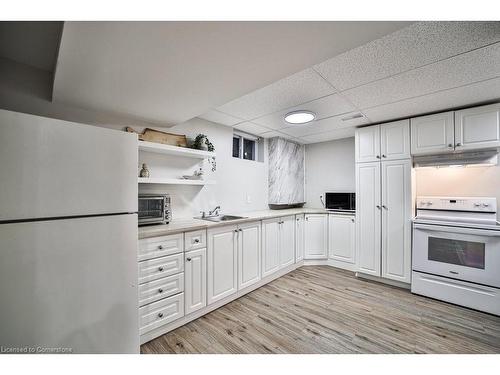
138, 194, 171, 225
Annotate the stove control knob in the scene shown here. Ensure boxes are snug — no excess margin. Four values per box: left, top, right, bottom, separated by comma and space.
427, 201, 433, 206
474, 203, 481, 207
482, 203, 489, 207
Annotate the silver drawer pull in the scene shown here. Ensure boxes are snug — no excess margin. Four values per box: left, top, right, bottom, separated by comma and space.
158, 312, 164, 318
186, 257, 192, 262
158, 245, 163, 250
158, 266, 164, 272
194, 238, 200, 243
158, 288, 163, 293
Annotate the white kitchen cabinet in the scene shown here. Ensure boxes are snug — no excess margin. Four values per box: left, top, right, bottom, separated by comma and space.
184, 247, 207, 315
279, 215, 295, 268
328, 214, 356, 270
355, 162, 381, 276
207, 225, 238, 305
381, 159, 412, 283
380, 120, 410, 160
304, 214, 328, 259
411, 112, 455, 155
262, 218, 280, 277
454, 103, 500, 151
355, 125, 380, 163
237, 221, 261, 290
295, 214, 305, 262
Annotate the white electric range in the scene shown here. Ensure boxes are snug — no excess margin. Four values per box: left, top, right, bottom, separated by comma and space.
412, 196, 500, 316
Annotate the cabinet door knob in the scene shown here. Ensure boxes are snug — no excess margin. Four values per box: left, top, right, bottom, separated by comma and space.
234, 229, 238, 233
351, 218, 355, 223
456, 143, 462, 147
194, 238, 200, 243
376, 205, 381, 209
382, 205, 388, 209
186, 257, 192, 262
448, 143, 453, 148
382, 154, 386, 158
158, 266, 164, 272
158, 245, 163, 250
158, 288, 163, 293
158, 312, 164, 318
376, 155, 381, 159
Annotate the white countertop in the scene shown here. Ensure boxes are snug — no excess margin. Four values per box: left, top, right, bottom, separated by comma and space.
139, 208, 355, 239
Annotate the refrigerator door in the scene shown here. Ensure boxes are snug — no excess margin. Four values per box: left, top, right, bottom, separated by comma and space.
0, 109, 137, 221
0, 214, 139, 353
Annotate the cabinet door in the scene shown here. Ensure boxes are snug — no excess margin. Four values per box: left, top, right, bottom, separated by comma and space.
207, 226, 238, 305
356, 162, 381, 276
304, 214, 328, 259
380, 120, 410, 160
355, 125, 380, 163
328, 215, 356, 266
381, 160, 412, 283
262, 218, 280, 277
295, 214, 305, 262
279, 216, 295, 269
410, 112, 454, 155
455, 103, 500, 151
238, 221, 261, 290
185, 248, 207, 315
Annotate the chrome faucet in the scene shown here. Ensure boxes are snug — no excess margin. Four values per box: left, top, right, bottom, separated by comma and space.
208, 206, 221, 216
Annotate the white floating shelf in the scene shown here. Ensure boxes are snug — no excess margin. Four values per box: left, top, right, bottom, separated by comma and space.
138, 177, 216, 186
138, 141, 216, 159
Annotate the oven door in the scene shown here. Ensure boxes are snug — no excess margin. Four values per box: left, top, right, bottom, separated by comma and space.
138, 196, 165, 225
413, 223, 500, 288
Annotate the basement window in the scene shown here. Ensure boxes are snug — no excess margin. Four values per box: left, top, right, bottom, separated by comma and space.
232, 131, 260, 161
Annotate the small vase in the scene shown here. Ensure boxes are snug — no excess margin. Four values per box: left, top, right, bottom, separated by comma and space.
139, 163, 150, 178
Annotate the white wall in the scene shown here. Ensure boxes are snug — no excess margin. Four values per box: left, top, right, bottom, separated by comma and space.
138, 118, 269, 219
415, 165, 500, 220
304, 137, 355, 208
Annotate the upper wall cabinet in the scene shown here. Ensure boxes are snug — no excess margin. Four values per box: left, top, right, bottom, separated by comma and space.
411, 103, 500, 155
355, 120, 410, 163
411, 112, 455, 155
454, 103, 500, 151
355, 125, 380, 163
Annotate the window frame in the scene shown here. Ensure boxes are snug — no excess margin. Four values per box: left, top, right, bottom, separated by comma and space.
232, 131, 259, 162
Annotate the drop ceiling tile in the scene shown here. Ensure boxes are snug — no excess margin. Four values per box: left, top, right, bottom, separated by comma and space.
314, 22, 500, 91
362, 77, 500, 123
198, 109, 243, 126
233, 121, 271, 135
278, 112, 369, 138
216, 68, 335, 120
300, 127, 356, 144
342, 43, 500, 110
252, 93, 356, 130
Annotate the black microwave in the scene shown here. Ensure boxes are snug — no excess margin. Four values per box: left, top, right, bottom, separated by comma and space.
324, 192, 355, 212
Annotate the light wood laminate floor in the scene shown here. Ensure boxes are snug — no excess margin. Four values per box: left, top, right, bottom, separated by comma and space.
141, 266, 500, 354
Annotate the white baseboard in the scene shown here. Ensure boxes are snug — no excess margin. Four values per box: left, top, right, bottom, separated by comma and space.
355, 272, 411, 289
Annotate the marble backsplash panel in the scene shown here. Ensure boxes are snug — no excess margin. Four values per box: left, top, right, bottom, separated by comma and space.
269, 137, 305, 204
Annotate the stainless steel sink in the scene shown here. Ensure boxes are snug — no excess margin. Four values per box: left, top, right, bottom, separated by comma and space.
199, 215, 247, 222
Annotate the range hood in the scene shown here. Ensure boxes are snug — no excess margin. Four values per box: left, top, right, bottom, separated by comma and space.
413, 149, 499, 168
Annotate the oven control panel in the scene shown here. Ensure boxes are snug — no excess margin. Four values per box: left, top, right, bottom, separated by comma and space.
417, 196, 497, 213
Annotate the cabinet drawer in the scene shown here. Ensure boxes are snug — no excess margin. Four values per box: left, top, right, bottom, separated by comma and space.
139, 293, 184, 335
138, 272, 184, 307
138, 253, 184, 284
138, 233, 184, 262
184, 229, 207, 251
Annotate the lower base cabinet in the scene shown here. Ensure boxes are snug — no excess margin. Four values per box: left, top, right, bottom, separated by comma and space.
262, 216, 296, 278
328, 214, 356, 270
184, 248, 207, 315
304, 214, 328, 259
238, 221, 261, 290
207, 225, 238, 305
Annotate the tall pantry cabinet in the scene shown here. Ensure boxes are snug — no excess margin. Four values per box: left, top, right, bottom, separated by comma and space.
355, 119, 412, 284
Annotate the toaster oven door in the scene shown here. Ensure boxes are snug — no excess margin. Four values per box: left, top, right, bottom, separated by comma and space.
138, 196, 165, 225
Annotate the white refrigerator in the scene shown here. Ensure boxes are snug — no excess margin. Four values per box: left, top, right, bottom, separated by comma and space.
0, 109, 139, 353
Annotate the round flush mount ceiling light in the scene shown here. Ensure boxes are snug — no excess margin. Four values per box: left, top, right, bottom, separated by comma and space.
284, 110, 315, 125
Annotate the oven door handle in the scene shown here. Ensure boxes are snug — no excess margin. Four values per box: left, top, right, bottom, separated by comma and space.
414, 223, 500, 237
